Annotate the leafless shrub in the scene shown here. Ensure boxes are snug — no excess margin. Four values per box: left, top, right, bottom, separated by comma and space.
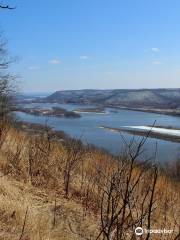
26, 126, 56, 186
3, 136, 25, 177
95, 133, 160, 240
165, 158, 180, 182
0, 117, 10, 149
63, 139, 84, 197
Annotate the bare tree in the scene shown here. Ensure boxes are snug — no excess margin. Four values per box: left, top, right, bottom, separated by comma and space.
0, 34, 16, 120
0, 4, 17, 161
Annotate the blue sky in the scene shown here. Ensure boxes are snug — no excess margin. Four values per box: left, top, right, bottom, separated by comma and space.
1, 0, 180, 92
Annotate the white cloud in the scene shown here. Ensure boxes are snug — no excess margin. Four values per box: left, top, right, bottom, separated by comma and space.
28, 66, 40, 70
152, 61, 163, 65
49, 59, 61, 64
80, 55, 88, 60
151, 47, 160, 52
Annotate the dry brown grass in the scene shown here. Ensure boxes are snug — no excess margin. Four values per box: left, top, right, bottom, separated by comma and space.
0, 176, 99, 240
0, 124, 179, 239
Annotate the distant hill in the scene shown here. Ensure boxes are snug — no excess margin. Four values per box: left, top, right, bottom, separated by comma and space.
45, 89, 180, 109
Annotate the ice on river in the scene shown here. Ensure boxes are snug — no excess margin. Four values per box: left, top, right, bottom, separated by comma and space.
125, 126, 180, 137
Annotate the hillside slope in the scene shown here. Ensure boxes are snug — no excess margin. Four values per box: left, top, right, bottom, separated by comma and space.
0, 123, 179, 239
45, 89, 180, 108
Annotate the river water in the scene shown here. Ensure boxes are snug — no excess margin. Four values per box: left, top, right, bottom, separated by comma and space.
15, 102, 180, 162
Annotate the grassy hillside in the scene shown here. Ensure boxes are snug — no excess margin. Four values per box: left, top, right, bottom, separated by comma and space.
0, 121, 179, 239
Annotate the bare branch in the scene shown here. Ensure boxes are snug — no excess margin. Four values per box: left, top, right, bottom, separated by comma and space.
19, 207, 28, 240
0, 4, 15, 10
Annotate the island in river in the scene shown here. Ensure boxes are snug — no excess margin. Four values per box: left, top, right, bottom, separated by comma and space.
13, 106, 81, 118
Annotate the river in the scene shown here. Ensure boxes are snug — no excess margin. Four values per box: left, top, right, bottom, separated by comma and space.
15, 102, 180, 162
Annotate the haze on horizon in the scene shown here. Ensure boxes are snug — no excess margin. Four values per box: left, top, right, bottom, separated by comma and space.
1, 0, 180, 92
